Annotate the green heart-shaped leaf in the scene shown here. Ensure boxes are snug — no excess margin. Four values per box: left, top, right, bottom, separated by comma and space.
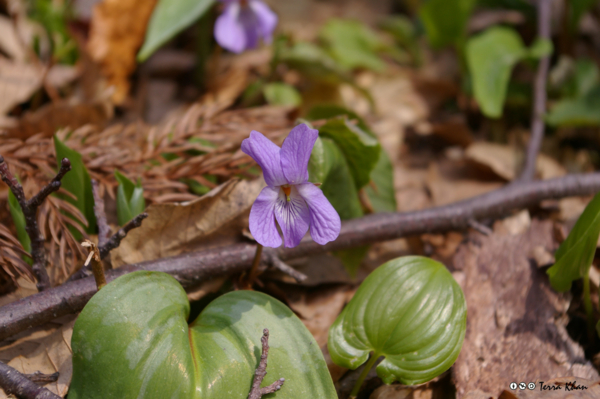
466, 27, 528, 118
547, 191, 600, 292
70, 271, 336, 398
328, 256, 466, 385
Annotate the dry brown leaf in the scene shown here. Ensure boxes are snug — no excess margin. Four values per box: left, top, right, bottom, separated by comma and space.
111, 178, 264, 267
426, 163, 502, 206
0, 16, 27, 62
452, 219, 599, 398
288, 285, 355, 347
0, 317, 75, 398
87, 0, 158, 104
465, 142, 566, 181
0, 56, 42, 115
370, 385, 435, 399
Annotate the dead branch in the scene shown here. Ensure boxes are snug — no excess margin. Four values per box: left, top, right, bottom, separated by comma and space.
0, 156, 72, 291
248, 329, 285, 399
67, 212, 148, 282
1, 172, 600, 341
518, 0, 552, 181
0, 361, 61, 399
264, 250, 308, 282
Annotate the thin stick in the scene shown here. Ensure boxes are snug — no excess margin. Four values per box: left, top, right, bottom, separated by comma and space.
2, 173, 600, 341
248, 329, 285, 399
266, 251, 308, 282
0, 156, 72, 291
67, 212, 148, 282
244, 243, 263, 288
82, 240, 106, 290
0, 361, 61, 399
518, 0, 552, 182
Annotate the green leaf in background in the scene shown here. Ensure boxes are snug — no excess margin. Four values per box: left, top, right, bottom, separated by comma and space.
311, 137, 363, 220
466, 27, 528, 118
527, 38, 553, 59
7, 182, 31, 260
547, 191, 600, 292
319, 19, 386, 72
307, 104, 375, 137
318, 117, 380, 189
546, 86, 600, 127
419, 0, 476, 48
328, 256, 467, 386
279, 42, 374, 106
365, 150, 397, 212
70, 271, 336, 399
53, 136, 96, 235
263, 83, 302, 107
138, 0, 215, 61
379, 15, 421, 65
571, 59, 600, 98
115, 170, 146, 226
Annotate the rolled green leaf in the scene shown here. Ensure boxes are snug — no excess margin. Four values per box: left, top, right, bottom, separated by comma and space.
328, 256, 467, 385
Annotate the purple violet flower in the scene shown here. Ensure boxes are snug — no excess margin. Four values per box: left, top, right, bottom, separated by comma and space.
214, 0, 278, 54
242, 124, 341, 248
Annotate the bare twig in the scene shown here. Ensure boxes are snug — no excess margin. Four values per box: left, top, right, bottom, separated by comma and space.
518, 0, 552, 182
467, 219, 493, 236
248, 329, 285, 399
0, 156, 72, 291
1, 173, 600, 341
265, 250, 308, 282
0, 361, 61, 399
243, 244, 263, 289
98, 213, 148, 259
92, 180, 110, 248
23, 372, 59, 385
82, 240, 106, 290
67, 212, 148, 282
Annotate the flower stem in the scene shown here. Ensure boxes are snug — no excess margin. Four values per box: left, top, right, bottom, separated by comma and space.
350, 353, 379, 399
583, 272, 595, 342
244, 243, 263, 288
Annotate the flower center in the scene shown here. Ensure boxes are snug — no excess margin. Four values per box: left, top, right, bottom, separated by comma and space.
281, 185, 291, 202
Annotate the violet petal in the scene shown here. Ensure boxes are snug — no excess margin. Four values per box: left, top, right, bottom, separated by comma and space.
214, 3, 246, 53
280, 124, 318, 185
297, 183, 341, 245
241, 130, 287, 186
249, 0, 278, 44
249, 186, 282, 247
274, 186, 310, 248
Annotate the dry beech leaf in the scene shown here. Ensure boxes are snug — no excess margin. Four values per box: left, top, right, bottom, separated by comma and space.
0, 318, 75, 398
287, 285, 355, 347
10, 101, 111, 139
465, 142, 566, 181
452, 219, 599, 398
87, 0, 158, 104
426, 163, 502, 206
0, 57, 42, 115
369, 384, 434, 399
111, 178, 264, 267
